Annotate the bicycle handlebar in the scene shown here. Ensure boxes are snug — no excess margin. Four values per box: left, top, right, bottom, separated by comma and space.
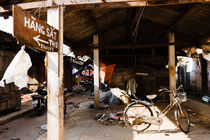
158, 85, 183, 93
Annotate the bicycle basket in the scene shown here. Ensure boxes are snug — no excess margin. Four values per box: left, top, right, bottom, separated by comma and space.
176, 92, 187, 102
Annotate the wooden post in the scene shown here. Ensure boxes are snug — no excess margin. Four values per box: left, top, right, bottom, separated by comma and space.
47, 6, 64, 140
93, 34, 100, 108
168, 30, 176, 102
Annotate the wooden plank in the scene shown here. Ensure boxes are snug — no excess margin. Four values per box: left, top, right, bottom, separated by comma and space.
93, 34, 100, 108
2, 0, 210, 14
168, 30, 176, 103
0, 1, 52, 13
13, 5, 58, 52
47, 6, 64, 140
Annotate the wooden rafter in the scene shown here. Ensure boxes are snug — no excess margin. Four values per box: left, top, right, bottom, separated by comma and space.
87, 11, 101, 34
169, 4, 200, 29
141, 18, 197, 43
1, 0, 210, 14
131, 7, 143, 43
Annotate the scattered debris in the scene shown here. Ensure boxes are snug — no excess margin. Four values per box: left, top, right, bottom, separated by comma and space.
190, 123, 196, 127
95, 112, 125, 126
99, 88, 130, 105
202, 96, 210, 104
165, 134, 169, 136
72, 85, 86, 92
41, 124, 47, 131
10, 138, 21, 140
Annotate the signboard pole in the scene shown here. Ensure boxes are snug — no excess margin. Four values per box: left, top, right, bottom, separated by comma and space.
58, 5, 64, 139
13, 4, 64, 139
47, 6, 64, 140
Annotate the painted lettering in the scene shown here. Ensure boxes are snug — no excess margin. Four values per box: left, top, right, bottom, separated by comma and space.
46, 28, 50, 38
30, 20, 35, 31
24, 16, 30, 28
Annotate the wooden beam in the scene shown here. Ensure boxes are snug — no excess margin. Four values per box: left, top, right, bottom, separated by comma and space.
1, 0, 210, 14
96, 42, 193, 50
93, 34, 100, 108
0, 1, 52, 13
131, 7, 144, 43
168, 30, 176, 103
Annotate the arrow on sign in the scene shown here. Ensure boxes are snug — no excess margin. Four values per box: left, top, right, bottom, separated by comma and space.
33, 35, 49, 46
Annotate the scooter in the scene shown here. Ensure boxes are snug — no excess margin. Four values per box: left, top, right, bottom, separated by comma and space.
31, 85, 47, 115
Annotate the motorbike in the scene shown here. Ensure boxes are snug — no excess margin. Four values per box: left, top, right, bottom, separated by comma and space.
31, 85, 47, 115
32, 85, 68, 117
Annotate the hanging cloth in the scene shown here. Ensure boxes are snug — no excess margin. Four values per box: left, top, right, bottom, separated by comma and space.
0, 46, 32, 89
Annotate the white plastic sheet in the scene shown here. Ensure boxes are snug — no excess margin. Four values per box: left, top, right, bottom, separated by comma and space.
0, 46, 32, 89
203, 53, 210, 61
63, 44, 75, 58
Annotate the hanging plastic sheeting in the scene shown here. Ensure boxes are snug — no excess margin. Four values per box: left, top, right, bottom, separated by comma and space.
203, 53, 210, 61
105, 64, 116, 84
0, 46, 32, 89
126, 78, 138, 98
100, 63, 116, 84
63, 44, 75, 58
100, 63, 106, 84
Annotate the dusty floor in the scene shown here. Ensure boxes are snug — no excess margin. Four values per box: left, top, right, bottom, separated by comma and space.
0, 92, 90, 140
0, 93, 209, 140
0, 111, 47, 140
38, 99, 210, 140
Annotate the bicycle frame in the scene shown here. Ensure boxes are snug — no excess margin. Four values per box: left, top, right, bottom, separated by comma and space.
149, 91, 181, 119
124, 85, 190, 133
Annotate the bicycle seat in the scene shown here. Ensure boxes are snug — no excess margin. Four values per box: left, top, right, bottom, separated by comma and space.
146, 94, 157, 100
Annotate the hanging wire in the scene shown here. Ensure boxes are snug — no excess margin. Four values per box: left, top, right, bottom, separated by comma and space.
34, 6, 42, 18
132, 1, 148, 37
27, 5, 42, 18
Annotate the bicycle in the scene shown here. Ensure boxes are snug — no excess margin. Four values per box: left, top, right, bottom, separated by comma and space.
123, 85, 190, 133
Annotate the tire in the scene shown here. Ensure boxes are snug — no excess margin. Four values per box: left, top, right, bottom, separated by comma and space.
124, 101, 153, 133
174, 104, 190, 133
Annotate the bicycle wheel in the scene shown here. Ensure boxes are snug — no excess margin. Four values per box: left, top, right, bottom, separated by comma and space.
174, 104, 190, 133
124, 102, 153, 132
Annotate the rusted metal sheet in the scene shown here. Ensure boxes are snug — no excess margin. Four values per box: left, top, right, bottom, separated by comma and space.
13, 5, 58, 52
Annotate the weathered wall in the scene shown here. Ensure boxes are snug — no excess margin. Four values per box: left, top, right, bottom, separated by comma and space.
177, 56, 207, 97
208, 61, 210, 92
111, 67, 136, 90
0, 50, 20, 112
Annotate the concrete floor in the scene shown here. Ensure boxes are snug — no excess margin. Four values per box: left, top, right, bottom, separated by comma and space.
37, 100, 210, 140
0, 111, 47, 140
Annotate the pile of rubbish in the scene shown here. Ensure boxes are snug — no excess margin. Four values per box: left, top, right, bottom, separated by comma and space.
95, 112, 125, 126
100, 88, 130, 105
202, 96, 210, 104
